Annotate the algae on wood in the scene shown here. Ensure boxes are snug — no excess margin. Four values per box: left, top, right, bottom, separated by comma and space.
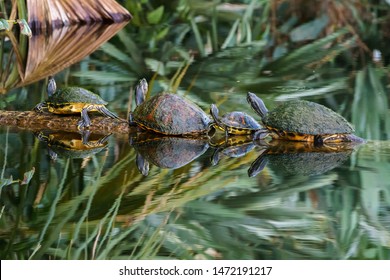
0, 110, 131, 134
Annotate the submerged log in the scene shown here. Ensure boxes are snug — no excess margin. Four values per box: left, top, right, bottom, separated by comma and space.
0, 110, 132, 134
27, 0, 132, 30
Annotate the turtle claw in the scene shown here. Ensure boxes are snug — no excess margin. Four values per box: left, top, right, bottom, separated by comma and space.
34, 102, 48, 112
77, 118, 90, 130
98, 106, 119, 120
48, 149, 58, 161
35, 131, 48, 142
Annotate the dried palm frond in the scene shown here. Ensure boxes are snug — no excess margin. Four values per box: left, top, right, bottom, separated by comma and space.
21, 22, 128, 85
27, 0, 131, 30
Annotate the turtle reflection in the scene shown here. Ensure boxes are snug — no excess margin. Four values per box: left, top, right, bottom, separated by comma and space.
248, 140, 362, 177
35, 130, 110, 160
129, 132, 210, 176
210, 135, 256, 166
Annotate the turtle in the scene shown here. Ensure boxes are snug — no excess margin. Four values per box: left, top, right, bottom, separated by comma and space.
209, 103, 267, 138
247, 140, 359, 177
128, 78, 213, 136
246, 92, 365, 144
34, 76, 119, 130
35, 130, 111, 160
209, 134, 256, 166
129, 132, 209, 176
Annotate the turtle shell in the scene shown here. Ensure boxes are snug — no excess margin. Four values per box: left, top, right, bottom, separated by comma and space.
130, 133, 209, 169
133, 93, 211, 135
260, 150, 352, 177
48, 87, 107, 105
247, 140, 357, 177
220, 111, 262, 132
264, 100, 354, 135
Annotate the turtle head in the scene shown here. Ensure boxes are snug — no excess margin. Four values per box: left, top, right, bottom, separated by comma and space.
210, 104, 224, 129
247, 92, 268, 119
210, 104, 220, 121
47, 76, 57, 97
247, 152, 269, 177
135, 78, 148, 106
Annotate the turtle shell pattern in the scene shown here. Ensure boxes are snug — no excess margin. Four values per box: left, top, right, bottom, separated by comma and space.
219, 111, 262, 132
48, 87, 107, 105
133, 93, 211, 135
263, 100, 354, 136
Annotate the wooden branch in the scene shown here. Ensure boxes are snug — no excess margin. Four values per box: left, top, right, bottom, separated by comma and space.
0, 110, 133, 134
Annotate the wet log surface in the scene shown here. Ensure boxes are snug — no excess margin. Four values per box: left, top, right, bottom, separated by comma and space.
0, 110, 133, 135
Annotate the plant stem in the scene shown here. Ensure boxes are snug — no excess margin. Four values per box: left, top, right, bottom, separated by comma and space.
16, 0, 27, 19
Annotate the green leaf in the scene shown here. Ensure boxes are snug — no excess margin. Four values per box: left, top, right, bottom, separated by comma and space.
100, 42, 133, 65
72, 71, 135, 83
290, 15, 329, 42
155, 27, 169, 40
147, 6, 164, 24
145, 58, 165, 76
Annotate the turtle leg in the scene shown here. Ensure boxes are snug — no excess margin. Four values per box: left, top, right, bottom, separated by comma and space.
128, 112, 137, 126
247, 153, 269, 177
97, 133, 112, 146
97, 106, 119, 120
48, 148, 58, 161
210, 147, 223, 166
80, 130, 91, 145
136, 153, 149, 176
253, 129, 269, 140
35, 131, 49, 143
78, 106, 93, 130
34, 102, 48, 112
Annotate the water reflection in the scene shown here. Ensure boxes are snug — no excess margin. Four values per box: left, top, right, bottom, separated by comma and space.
248, 140, 360, 177
0, 128, 389, 259
127, 131, 362, 178
129, 132, 209, 176
35, 130, 111, 160
210, 135, 255, 166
